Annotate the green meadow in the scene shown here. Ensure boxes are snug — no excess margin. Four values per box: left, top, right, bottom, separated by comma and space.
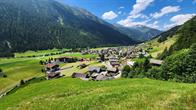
15, 48, 70, 58
0, 52, 97, 94
0, 51, 195, 110
0, 58, 43, 93
0, 78, 195, 110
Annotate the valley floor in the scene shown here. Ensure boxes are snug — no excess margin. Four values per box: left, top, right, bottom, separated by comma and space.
0, 78, 195, 110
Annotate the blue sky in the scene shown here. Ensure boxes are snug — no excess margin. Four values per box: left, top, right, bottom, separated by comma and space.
57, 0, 196, 30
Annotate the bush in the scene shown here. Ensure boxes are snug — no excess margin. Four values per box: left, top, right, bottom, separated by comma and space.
157, 43, 196, 83
20, 80, 25, 85
122, 65, 131, 78
3, 74, 7, 78
147, 67, 162, 79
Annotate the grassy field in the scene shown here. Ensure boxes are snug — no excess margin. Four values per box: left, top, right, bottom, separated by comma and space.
0, 78, 195, 110
0, 58, 43, 93
0, 52, 98, 94
15, 48, 70, 58
138, 35, 178, 58
15, 48, 98, 59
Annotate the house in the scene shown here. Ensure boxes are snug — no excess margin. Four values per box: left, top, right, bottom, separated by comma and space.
72, 73, 87, 78
109, 56, 120, 67
150, 59, 163, 66
88, 67, 101, 73
45, 63, 61, 79
107, 66, 118, 73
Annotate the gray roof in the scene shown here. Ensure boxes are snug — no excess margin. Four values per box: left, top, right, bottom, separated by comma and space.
150, 59, 163, 65
88, 67, 101, 73
72, 73, 87, 78
95, 75, 110, 81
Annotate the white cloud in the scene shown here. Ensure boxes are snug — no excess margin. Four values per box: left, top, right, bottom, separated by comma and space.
148, 21, 159, 29
193, 0, 196, 4
117, 18, 150, 27
102, 11, 118, 20
117, 19, 159, 29
151, 6, 180, 19
164, 14, 196, 29
129, 0, 154, 18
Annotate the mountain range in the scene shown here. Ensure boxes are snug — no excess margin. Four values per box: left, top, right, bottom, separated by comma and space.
115, 24, 162, 42
0, 0, 137, 55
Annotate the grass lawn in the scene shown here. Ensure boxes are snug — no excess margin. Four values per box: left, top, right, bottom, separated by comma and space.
139, 35, 178, 58
0, 78, 195, 110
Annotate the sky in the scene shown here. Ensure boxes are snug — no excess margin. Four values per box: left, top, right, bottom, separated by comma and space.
57, 0, 196, 30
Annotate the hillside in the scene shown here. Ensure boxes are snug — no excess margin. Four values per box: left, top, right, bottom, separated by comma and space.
142, 16, 196, 59
169, 16, 196, 52
115, 24, 162, 42
156, 26, 180, 42
158, 16, 196, 58
0, 0, 136, 55
0, 78, 195, 110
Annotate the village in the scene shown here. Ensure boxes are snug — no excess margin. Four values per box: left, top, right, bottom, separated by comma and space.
43, 46, 163, 81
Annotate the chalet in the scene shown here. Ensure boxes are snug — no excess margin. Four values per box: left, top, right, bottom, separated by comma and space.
109, 56, 120, 67
88, 67, 101, 73
150, 59, 163, 66
45, 63, 61, 79
107, 66, 118, 73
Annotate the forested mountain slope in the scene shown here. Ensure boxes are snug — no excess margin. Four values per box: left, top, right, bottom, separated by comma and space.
0, 0, 136, 56
159, 16, 196, 58
115, 24, 162, 42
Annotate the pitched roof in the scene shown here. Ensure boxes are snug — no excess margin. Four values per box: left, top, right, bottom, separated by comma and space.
88, 67, 101, 73
45, 63, 58, 68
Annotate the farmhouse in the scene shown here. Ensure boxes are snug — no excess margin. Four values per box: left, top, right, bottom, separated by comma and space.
109, 56, 120, 67
45, 63, 61, 79
88, 67, 101, 73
